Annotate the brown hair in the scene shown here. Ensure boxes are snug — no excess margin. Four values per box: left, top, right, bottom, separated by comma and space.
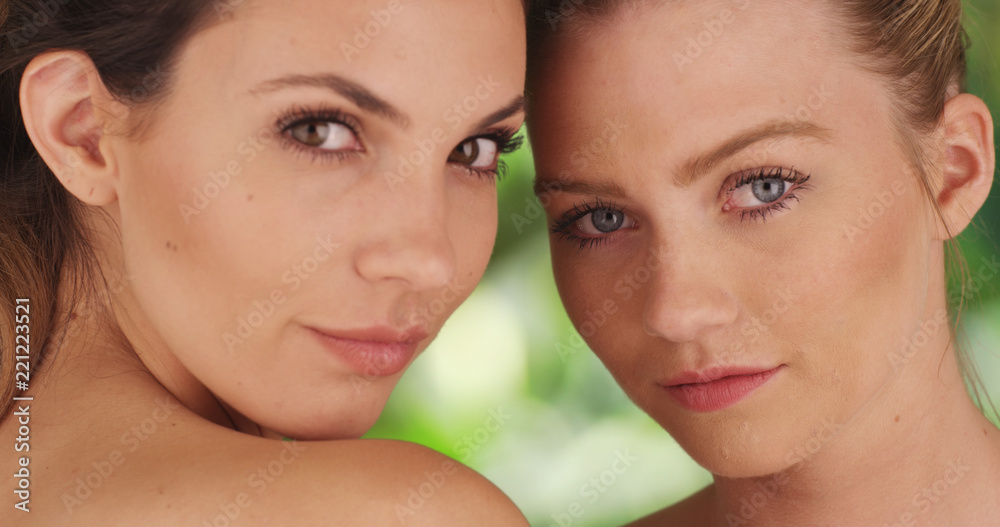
0, 0, 223, 421
526, 0, 996, 418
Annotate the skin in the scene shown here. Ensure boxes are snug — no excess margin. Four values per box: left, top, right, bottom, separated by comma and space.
0, 0, 529, 525
530, 1, 1000, 525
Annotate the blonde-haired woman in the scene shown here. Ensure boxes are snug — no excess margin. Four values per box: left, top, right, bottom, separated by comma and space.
527, 0, 1000, 524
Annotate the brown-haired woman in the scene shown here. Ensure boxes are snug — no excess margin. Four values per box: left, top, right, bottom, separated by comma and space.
0, 1, 531, 525
527, 0, 1000, 525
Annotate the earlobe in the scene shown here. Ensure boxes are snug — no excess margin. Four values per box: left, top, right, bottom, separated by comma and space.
932, 93, 995, 240
19, 51, 121, 206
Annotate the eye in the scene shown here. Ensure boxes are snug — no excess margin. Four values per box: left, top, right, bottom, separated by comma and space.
577, 208, 634, 235
287, 120, 361, 151
551, 199, 637, 250
449, 138, 499, 168
722, 168, 812, 220
729, 177, 789, 207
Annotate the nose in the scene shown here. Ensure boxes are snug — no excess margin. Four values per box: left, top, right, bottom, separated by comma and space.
353, 172, 457, 291
641, 241, 738, 343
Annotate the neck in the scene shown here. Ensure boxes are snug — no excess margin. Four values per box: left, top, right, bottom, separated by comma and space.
39, 207, 258, 437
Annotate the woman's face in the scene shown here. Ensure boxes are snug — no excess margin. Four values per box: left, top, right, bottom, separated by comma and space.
531, 0, 945, 476
108, 0, 526, 439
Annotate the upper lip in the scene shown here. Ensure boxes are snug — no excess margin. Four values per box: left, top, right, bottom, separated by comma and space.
307, 324, 429, 344
662, 365, 783, 387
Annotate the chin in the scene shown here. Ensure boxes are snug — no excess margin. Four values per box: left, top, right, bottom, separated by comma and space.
255, 388, 395, 441
640, 405, 799, 480
694, 449, 792, 480
273, 411, 382, 441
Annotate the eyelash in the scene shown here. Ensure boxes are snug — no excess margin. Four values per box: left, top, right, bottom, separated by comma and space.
275, 105, 525, 182
728, 167, 812, 222
461, 128, 525, 183
550, 198, 630, 250
275, 104, 364, 163
550, 167, 812, 249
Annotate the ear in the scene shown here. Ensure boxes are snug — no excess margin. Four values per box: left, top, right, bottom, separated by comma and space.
19, 50, 124, 206
932, 93, 995, 240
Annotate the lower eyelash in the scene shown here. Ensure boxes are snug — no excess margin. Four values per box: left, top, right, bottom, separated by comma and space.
465, 159, 509, 182
551, 226, 612, 251
739, 192, 802, 222
277, 135, 360, 164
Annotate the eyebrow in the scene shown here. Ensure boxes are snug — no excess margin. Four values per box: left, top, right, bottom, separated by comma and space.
533, 120, 831, 200
249, 73, 411, 129
474, 95, 525, 131
533, 177, 628, 199
677, 120, 831, 187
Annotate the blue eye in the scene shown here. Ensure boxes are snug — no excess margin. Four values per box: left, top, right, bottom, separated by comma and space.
551, 199, 637, 249
724, 168, 812, 222
750, 178, 786, 203
588, 209, 627, 233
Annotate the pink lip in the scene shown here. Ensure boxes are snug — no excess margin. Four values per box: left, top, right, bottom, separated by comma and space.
306, 325, 428, 377
662, 365, 784, 413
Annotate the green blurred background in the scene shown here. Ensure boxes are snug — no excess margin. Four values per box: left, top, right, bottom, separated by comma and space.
366, 3, 1000, 525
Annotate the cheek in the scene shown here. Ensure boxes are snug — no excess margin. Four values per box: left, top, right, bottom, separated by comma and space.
550, 244, 645, 382
782, 173, 931, 402
446, 184, 499, 295
115, 140, 311, 362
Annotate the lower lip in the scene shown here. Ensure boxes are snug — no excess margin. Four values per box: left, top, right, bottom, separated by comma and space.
307, 328, 417, 377
664, 366, 783, 413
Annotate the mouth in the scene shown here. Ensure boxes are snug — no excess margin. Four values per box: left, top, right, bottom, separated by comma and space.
305, 325, 429, 378
661, 365, 785, 413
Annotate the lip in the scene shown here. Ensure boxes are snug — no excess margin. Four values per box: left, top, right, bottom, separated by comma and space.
306, 325, 428, 377
661, 365, 784, 413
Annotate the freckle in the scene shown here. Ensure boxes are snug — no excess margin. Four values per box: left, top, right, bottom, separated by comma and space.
247, 194, 254, 201
894, 415, 900, 423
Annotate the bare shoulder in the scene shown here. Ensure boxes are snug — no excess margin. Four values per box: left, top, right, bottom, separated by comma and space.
10, 400, 527, 527
197, 436, 530, 527
626, 485, 713, 527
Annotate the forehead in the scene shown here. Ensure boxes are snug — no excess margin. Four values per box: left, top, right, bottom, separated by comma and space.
529, 0, 890, 171
173, 0, 526, 120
